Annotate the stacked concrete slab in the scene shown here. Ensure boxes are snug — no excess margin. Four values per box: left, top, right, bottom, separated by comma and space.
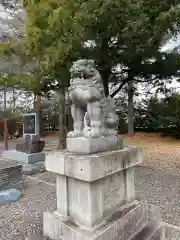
0, 159, 23, 191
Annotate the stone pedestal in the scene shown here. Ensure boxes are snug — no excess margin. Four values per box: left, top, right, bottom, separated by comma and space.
2, 150, 45, 175
44, 200, 149, 240
16, 140, 45, 154
3, 150, 45, 164
44, 146, 157, 240
43, 146, 171, 240
66, 135, 123, 154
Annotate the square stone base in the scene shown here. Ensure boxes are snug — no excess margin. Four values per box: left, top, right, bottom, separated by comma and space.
66, 135, 123, 154
45, 147, 143, 228
3, 150, 45, 164
16, 140, 45, 154
43, 201, 148, 240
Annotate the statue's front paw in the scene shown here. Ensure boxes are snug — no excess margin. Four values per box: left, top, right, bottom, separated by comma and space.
67, 131, 83, 138
83, 127, 91, 135
84, 129, 100, 138
84, 131, 91, 138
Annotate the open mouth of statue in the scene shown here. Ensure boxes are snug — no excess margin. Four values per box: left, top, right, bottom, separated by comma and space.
73, 71, 82, 78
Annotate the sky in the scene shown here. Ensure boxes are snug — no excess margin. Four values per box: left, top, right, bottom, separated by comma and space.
161, 35, 180, 53
0, 4, 11, 18
0, 5, 12, 36
0, 3, 26, 39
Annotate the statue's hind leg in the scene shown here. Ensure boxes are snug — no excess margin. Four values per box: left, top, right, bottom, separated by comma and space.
83, 112, 91, 135
67, 104, 85, 137
85, 101, 101, 138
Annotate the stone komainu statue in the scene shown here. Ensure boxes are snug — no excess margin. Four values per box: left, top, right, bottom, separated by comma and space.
67, 59, 118, 138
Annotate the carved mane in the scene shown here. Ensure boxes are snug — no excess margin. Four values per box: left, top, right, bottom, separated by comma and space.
69, 59, 105, 94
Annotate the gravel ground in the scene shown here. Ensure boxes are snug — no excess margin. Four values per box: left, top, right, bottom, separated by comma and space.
135, 166, 180, 226
1, 137, 180, 240
135, 165, 180, 240
0, 173, 56, 240
171, 229, 180, 240
0, 167, 180, 239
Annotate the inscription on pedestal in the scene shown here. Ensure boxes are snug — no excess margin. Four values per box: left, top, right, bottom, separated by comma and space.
91, 147, 143, 180
96, 202, 148, 240
103, 172, 125, 212
68, 178, 91, 226
43, 201, 149, 240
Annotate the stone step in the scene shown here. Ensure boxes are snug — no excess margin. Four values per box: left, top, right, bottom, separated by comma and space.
133, 221, 161, 240
23, 161, 45, 175
25, 233, 50, 240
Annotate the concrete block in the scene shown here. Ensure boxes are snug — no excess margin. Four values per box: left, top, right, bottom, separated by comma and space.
3, 150, 45, 164
125, 167, 135, 202
45, 147, 143, 227
16, 139, 45, 154
66, 135, 123, 154
56, 175, 68, 216
23, 161, 45, 175
44, 146, 147, 239
133, 220, 161, 240
43, 200, 148, 240
45, 151, 66, 176
45, 146, 143, 181
65, 171, 126, 227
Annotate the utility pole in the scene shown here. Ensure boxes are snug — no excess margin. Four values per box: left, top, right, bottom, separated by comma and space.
4, 85, 8, 150
35, 94, 41, 136
12, 86, 16, 111
57, 88, 66, 149
128, 80, 135, 137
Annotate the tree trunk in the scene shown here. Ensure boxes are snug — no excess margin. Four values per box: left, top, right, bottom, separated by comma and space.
100, 69, 110, 97
103, 77, 109, 97
57, 88, 66, 149
128, 81, 134, 137
33, 92, 36, 110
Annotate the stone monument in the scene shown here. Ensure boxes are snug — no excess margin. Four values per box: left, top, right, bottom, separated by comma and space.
43, 59, 171, 240
3, 113, 45, 175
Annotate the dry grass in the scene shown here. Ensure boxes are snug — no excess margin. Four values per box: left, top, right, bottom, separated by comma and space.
123, 132, 180, 170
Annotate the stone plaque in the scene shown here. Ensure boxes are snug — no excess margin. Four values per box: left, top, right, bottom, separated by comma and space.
24, 113, 36, 134
103, 172, 125, 212
43, 201, 149, 240
96, 201, 148, 240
